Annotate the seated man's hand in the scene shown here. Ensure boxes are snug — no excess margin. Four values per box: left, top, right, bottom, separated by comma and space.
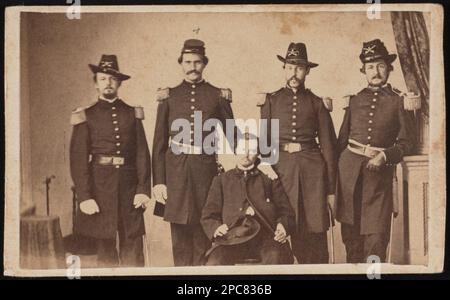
79, 199, 100, 215
133, 193, 151, 209
245, 206, 255, 216
274, 223, 287, 244
213, 224, 229, 238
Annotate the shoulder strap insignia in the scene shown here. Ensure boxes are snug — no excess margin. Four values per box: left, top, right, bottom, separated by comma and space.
391, 86, 404, 97
70, 102, 95, 125
220, 88, 232, 102
134, 106, 145, 120
156, 87, 170, 102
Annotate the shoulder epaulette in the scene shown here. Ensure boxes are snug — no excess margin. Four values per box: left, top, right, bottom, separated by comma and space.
391, 86, 404, 97
156, 88, 170, 102
220, 88, 232, 102
134, 106, 144, 120
70, 102, 95, 125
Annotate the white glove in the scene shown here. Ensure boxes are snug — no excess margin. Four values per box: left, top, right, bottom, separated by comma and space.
79, 199, 100, 215
152, 184, 167, 204
327, 194, 336, 220
257, 163, 278, 180
213, 224, 229, 238
274, 223, 287, 244
133, 193, 151, 209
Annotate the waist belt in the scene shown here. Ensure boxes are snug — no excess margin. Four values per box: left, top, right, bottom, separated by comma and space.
347, 139, 385, 158
170, 140, 216, 155
93, 154, 126, 166
280, 142, 317, 153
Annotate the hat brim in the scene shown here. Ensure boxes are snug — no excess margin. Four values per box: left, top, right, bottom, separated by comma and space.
213, 218, 261, 246
277, 55, 319, 68
89, 64, 131, 81
361, 54, 397, 64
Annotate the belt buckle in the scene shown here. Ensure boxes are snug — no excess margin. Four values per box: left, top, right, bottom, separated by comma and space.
99, 156, 113, 165
112, 157, 124, 165
288, 143, 301, 153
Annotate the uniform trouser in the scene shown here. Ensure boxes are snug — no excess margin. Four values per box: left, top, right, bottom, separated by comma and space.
170, 223, 211, 266
290, 229, 329, 264
340, 175, 390, 263
96, 215, 144, 268
205, 231, 283, 266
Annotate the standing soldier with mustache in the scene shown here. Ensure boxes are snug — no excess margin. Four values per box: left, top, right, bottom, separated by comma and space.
258, 43, 337, 264
336, 39, 416, 263
70, 55, 151, 267
152, 39, 235, 266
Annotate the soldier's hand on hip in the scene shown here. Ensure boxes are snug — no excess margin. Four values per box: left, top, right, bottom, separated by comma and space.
274, 223, 287, 244
134, 194, 151, 209
213, 224, 229, 238
152, 184, 168, 204
79, 199, 100, 215
257, 163, 278, 180
366, 152, 386, 172
327, 194, 336, 220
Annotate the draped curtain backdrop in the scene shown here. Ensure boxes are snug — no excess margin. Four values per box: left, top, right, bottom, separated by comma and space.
391, 12, 430, 154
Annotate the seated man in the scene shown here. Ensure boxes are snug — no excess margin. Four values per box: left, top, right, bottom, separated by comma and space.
201, 134, 295, 265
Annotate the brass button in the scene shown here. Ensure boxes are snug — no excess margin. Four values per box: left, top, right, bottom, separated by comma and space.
115, 165, 120, 169
292, 108, 297, 112
374, 92, 378, 96
368, 128, 372, 132
190, 122, 194, 126
190, 138, 194, 143
292, 122, 296, 126
373, 98, 377, 102
293, 102, 297, 106
113, 121, 118, 124
190, 130, 194, 134
292, 136, 296, 141
116, 142, 121, 146
371, 105, 375, 109
116, 135, 120, 139
190, 106, 195, 110
293, 96, 297, 100
191, 91, 195, 95
292, 129, 296, 133
368, 120, 373, 124
191, 98, 195, 102
369, 112, 374, 116
115, 127, 119, 131
367, 136, 371, 140
112, 114, 117, 117
116, 150, 121, 154
112, 107, 116, 110
190, 114, 194, 118
292, 115, 297, 119
192, 85, 196, 88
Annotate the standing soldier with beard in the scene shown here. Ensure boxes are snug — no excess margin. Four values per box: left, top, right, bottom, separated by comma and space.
336, 39, 416, 263
152, 39, 235, 266
70, 55, 151, 267
258, 43, 337, 264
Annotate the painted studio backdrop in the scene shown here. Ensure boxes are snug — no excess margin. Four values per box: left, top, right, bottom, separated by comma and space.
19, 11, 430, 266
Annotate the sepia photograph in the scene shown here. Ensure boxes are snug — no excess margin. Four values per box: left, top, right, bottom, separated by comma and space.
3, 3, 446, 277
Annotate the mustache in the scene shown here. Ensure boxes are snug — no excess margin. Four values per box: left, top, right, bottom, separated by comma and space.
371, 75, 382, 80
186, 70, 200, 75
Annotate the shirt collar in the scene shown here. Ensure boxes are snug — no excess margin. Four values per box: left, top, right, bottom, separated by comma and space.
99, 96, 118, 103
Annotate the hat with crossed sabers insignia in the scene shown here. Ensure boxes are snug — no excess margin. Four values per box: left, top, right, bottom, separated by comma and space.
89, 54, 131, 81
359, 39, 397, 64
277, 42, 318, 68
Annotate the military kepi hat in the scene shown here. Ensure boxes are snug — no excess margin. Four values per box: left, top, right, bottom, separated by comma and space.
89, 54, 130, 81
359, 39, 397, 64
181, 39, 206, 56
277, 42, 318, 68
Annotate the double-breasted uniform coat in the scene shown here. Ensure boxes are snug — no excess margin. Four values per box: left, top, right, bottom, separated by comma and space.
70, 99, 151, 241
336, 84, 416, 261
152, 80, 234, 266
258, 85, 338, 263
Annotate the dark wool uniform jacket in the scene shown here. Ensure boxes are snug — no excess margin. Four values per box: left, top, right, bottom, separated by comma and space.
336, 84, 416, 234
70, 99, 151, 239
152, 80, 235, 224
201, 167, 296, 241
